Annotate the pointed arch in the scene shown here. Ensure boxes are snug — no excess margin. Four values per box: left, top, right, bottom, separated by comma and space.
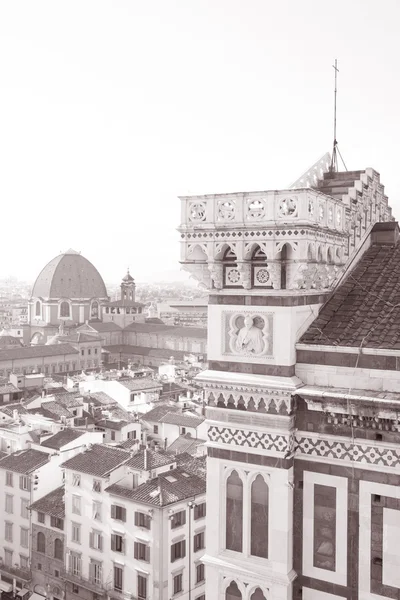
326, 246, 333, 264
250, 588, 268, 600
307, 243, 314, 260
226, 470, 243, 552
187, 244, 208, 262
317, 245, 323, 262
250, 474, 269, 558
225, 581, 242, 599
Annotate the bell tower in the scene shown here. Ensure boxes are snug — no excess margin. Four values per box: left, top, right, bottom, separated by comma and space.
120, 269, 136, 302
178, 155, 392, 600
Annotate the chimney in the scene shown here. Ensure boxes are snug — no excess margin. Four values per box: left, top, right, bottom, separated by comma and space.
371, 221, 400, 245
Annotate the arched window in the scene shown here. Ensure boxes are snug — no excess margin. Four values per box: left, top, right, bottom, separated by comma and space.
54, 538, 63, 560
91, 302, 99, 319
226, 581, 242, 600
37, 532, 46, 553
250, 588, 267, 600
280, 244, 288, 289
251, 475, 269, 558
60, 301, 70, 318
226, 470, 243, 552
35, 301, 41, 317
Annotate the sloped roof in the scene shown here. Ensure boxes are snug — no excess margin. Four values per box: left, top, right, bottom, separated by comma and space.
104, 345, 188, 360
0, 449, 49, 474
88, 322, 122, 332
167, 435, 206, 456
123, 322, 207, 338
41, 429, 85, 450
61, 444, 129, 476
141, 403, 180, 423
159, 411, 204, 428
125, 448, 175, 471
85, 391, 116, 406
108, 299, 144, 308
0, 343, 78, 361
30, 486, 65, 518
300, 237, 400, 349
119, 377, 162, 391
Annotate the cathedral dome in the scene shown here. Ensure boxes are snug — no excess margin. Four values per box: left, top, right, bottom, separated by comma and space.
32, 249, 108, 300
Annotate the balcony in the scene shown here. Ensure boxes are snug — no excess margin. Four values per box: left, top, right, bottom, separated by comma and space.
61, 568, 107, 595
0, 561, 31, 581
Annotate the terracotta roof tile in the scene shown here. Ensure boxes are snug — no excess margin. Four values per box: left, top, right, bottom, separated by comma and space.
126, 448, 176, 471
41, 429, 85, 450
61, 444, 129, 476
0, 449, 49, 474
30, 486, 65, 518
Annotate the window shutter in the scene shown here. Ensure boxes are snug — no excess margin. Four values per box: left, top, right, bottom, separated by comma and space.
145, 546, 150, 562
111, 505, 116, 519
171, 545, 175, 563
134, 542, 138, 559
89, 532, 94, 548
121, 538, 125, 554
134, 512, 139, 526
99, 535, 103, 551
182, 540, 186, 558
121, 507, 126, 522
145, 515, 151, 529
19, 476, 23, 490
182, 511, 186, 526
111, 534, 116, 551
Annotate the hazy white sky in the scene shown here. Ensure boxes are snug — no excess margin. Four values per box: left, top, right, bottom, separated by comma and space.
0, 0, 399, 283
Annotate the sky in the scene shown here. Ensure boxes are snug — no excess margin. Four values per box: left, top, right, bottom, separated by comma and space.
0, 0, 399, 284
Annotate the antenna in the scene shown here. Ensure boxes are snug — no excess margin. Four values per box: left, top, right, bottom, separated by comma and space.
329, 59, 347, 173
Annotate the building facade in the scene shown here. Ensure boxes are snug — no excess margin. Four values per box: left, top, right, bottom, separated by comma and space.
179, 161, 395, 599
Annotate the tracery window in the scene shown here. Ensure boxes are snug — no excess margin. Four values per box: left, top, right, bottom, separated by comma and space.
226, 470, 243, 552
225, 581, 242, 600
250, 588, 267, 600
250, 475, 269, 558
60, 301, 70, 318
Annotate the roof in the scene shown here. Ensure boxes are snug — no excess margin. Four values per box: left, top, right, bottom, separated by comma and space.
107, 299, 144, 308
41, 429, 85, 450
119, 377, 162, 392
141, 403, 181, 423
61, 444, 129, 476
30, 486, 65, 518
300, 239, 400, 349
0, 403, 28, 417
167, 435, 206, 455
123, 322, 207, 338
159, 411, 205, 428
0, 449, 49, 474
0, 383, 21, 395
88, 322, 122, 333
104, 345, 189, 360
32, 401, 72, 418
175, 453, 207, 477
126, 448, 176, 471
0, 335, 23, 348
0, 343, 78, 362
85, 391, 116, 406
55, 332, 103, 343
31, 250, 108, 299
105, 465, 206, 506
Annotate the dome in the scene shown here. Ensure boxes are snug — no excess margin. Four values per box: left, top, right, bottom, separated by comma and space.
32, 249, 108, 300
122, 269, 135, 283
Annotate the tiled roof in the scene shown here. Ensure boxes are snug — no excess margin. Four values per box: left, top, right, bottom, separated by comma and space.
126, 448, 176, 471
85, 392, 116, 406
61, 444, 129, 476
106, 465, 206, 506
174, 453, 207, 478
108, 300, 144, 308
0, 383, 21, 394
0, 343, 78, 362
117, 438, 140, 450
49, 391, 83, 408
33, 401, 72, 418
0, 449, 49, 473
141, 403, 180, 423
159, 412, 204, 428
30, 486, 65, 518
300, 238, 400, 349
123, 322, 207, 338
59, 332, 103, 343
119, 377, 162, 391
104, 345, 189, 360
41, 429, 85, 450
88, 322, 122, 332
167, 435, 206, 456
0, 403, 28, 417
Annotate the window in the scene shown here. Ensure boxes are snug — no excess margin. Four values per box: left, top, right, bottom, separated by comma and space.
72, 473, 81, 487
70, 552, 82, 577
35, 301, 41, 317
194, 532, 205, 552
20, 528, 29, 548
94, 348, 98, 355
137, 574, 147, 600
37, 532, 46, 553
20, 555, 29, 570
5, 522, 13, 542
54, 538, 63, 560
92, 480, 101, 493
81, 349, 84, 356
181, 427, 186, 434
173, 573, 183, 594
37, 512, 45, 523
51, 516, 64, 530
90, 530, 103, 551
171, 540, 186, 562
4, 549, 13, 566
72, 523, 81, 543
153, 425, 159, 434
250, 475, 269, 559
114, 565, 123, 592
5, 472, 13, 487
111, 534, 124, 553
21, 498, 29, 519
111, 504, 126, 522
226, 581, 242, 599
37, 562, 42, 571
89, 559, 103, 585
111, 431, 116, 441
134, 542, 150, 562
135, 511, 151, 529
196, 563, 205, 583
92, 501, 102, 521
194, 503, 206, 520
72, 584, 79, 594
88, 348, 92, 356
196, 596, 206, 600
5, 494, 13, 514
54, 569, 60, 578
127, 430, 137, 439
72, 495, 81, 515
60, 301, 70, 318
171, 510, 186, 529
226, 471, 243, 552
250, 589, 267, 600
19, 475, 30, 490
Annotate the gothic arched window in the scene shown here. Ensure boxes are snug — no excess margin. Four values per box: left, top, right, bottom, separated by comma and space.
250, 589, 267, 600
226, 581, 242, 600
250, 475, 269, 558
37, 531, 46, 553
226, 470, 243, 552
35, 301, 41, 317
54, 538, 63, 560
60, 301, 70, 318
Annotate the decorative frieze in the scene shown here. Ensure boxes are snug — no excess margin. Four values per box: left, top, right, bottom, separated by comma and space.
208, 425, 295, 454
